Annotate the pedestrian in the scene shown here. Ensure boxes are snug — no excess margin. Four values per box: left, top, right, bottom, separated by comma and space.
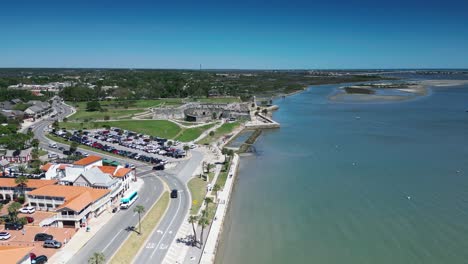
22, 229, 25, 235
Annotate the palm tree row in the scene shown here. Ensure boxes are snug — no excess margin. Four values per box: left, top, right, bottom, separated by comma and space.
188, 197, 214, 248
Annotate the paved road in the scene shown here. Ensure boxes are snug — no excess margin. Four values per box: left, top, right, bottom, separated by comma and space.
68, 170, 164, 264
30, 101, 202, 263
134, 151, 203, 264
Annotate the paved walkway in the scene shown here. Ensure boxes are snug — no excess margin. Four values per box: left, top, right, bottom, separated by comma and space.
48, 178, 145, 264
199, 154, 239, 264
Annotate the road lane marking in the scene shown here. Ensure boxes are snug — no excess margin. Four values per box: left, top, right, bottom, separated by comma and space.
102, 229, 123, 252
150, 195, 182, 259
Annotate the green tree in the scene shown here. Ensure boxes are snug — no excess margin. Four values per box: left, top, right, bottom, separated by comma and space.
209, 131, 215, 137
203, 198, 213, 217
188, 215, 199, 246
70, 142, 79, 153
133, 205, 145, 235
167, 141, 173, 147
31, 138, 40, 149
8, 202, 22, 223
17, 165, 27, 174
88, 252, 106, 264
31, 148, 39, 160
86, 101, 102, 112
15, 175, 29, 197
63, 117, 68, 122
103, 115, 110, 121
198, 216, 210, 247
212, 184, 221, 201
183, 145, 190, 153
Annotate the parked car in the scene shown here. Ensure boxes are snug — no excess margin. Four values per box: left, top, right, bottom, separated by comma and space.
31, 255, 48, 264
24, 216, 34, 223
0, 231, 11, 240
48, 153, 58, 159
35, 233, 53, 241
48, 143, 57, 148
29, 253, 37, 260
19, 206, 35, 214
153, 164, 165, 171
58, 146, 65, 151
5, 222, 23, 230
170, 189, 178, 198
43, 239, 62, 248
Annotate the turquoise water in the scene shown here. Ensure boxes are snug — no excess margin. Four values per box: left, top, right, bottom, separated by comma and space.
216, 81, 468, 264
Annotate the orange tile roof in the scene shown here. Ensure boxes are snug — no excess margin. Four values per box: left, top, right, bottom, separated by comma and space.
28, 185, 110, 212
114, 168, 132, 178
59, 191, 93, 212
40, 162, 53, 171
0, 246, 34, 264
0, 178, 57, 189
58, 164, 70, 170
97, 166, 117, 175
73, 155, 102, 166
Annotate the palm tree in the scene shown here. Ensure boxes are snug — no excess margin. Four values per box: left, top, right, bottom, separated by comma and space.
8, 202, 22, 222
188, 215, 199, 246
212, 184, 221, 201
183, 145, 190, 153
133, 205, 145, 235
15, 174, 28, 197
17, 165, 27, 175
204, 197, 213, 217
88, 252, 106, 264
198, 216, 210, 247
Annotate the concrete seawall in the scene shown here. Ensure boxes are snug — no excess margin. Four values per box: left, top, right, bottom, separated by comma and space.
199, 154, 240, 264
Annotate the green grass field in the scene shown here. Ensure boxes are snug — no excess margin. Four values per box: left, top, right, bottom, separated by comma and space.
175, 123, 216, 142
59, 120, 181, 139
66, 99, 184, 121
198, 121, 240, 144
188, 177, 208, 215
191, 97, 241, 103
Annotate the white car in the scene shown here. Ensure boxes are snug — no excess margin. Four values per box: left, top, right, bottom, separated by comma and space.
0, 232, 11, 240
48, 143, 57, 148
19, 206, 35, 214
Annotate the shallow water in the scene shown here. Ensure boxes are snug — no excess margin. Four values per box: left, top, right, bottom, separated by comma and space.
216, 79, 468, 264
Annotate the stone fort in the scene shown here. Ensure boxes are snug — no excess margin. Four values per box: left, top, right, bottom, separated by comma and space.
151, 102, 251, 122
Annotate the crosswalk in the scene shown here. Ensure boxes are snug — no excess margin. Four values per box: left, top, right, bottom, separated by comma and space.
162, 219, 193, 264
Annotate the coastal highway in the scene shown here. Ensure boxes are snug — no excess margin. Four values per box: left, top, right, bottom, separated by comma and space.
30, 101, 200, 263
133, 151, 202, 264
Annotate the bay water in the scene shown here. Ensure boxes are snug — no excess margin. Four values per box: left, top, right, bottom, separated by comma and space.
216, 80, 468, 264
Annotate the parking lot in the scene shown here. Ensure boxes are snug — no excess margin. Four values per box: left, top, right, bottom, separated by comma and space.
1, 204, 77, 259
49, 127, 197, 169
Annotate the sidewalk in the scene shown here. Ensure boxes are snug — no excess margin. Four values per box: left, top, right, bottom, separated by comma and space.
199, 154, 239, 264
48, 178, 145, 264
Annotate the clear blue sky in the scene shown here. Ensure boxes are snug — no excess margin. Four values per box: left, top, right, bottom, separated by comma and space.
2, 0, 468, 69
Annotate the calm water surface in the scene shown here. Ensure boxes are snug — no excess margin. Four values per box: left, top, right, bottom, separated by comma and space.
216, 80, 468, 264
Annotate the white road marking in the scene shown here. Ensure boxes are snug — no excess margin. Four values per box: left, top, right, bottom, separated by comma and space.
160, 244, 168, 250
146, 242, 155, 249
157, 230, 163, 234
150, 196, 182, 259
102, 229, 123, 252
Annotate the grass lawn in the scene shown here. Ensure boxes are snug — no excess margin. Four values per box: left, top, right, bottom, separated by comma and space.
59, 120, 181, 139
175, 123, 216, 142
215, 159, 232, 191
68, 109, 144, 121
38, 149, 48, 156
198, 122, 240, 145
110, 192, 169, 264
66, 99, 184, 121
188, 177, 208, 215
191, 97, 241, 103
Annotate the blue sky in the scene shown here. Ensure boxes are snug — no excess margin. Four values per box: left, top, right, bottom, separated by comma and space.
1, 0, 468, 69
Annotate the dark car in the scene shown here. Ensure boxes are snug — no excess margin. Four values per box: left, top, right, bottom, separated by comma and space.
34, 233, 53, 241
170, 189, 178, 198
58, 146, 65, 151
32, 255, 48, 264
5, 222, 23, 230
63, 150, 71, 155
153, 164, 165, 171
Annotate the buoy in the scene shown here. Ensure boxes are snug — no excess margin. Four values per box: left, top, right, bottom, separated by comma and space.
407, 196, 411, 200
